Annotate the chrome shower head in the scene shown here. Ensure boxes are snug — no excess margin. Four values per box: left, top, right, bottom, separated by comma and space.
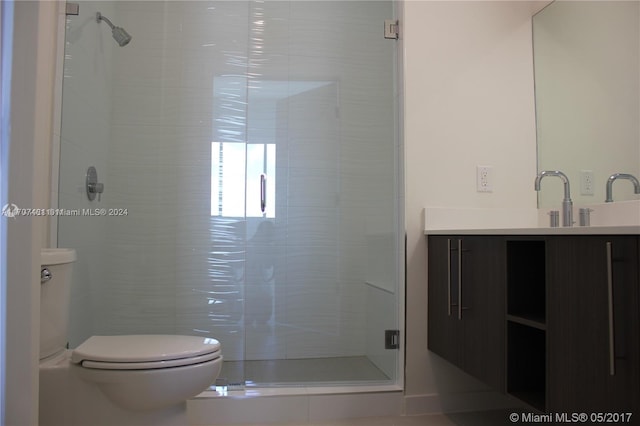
96, 12, 132, 47
111, 26, 132, 47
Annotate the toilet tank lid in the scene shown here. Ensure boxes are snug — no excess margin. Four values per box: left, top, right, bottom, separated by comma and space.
41, 248, 76, 265
71, 335, 221, 364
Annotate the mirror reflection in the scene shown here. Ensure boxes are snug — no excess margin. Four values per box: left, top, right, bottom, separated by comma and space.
533, 1, 640, 208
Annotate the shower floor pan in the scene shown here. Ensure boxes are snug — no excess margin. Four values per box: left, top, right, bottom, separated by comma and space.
217, 356, 390, 387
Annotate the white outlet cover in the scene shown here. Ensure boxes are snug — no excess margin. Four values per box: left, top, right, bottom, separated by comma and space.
580, 170, 594, 196
476, 165, 493, 192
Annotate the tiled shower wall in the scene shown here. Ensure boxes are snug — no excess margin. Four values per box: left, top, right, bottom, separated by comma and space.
59, 1, 398, 373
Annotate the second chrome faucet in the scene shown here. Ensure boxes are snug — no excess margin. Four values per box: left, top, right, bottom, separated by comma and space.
535, 171, 640, 227
605, 173, 640, 203
535, 170, 573, 227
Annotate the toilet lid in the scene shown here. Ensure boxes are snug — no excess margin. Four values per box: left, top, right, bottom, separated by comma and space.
71, 335, 221, 364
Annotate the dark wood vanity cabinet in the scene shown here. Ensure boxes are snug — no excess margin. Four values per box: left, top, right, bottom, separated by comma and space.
546, 236, 640, 415
427, 236, 506, 391
427, 233, 639, 415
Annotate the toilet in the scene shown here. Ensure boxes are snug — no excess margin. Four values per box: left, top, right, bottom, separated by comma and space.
39, 248, 223, 417
71, 334, 222, 410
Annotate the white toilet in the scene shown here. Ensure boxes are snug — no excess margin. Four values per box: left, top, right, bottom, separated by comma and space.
39, 248, 223, 419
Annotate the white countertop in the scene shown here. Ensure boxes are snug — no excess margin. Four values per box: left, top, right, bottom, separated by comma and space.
425, 225, 640, 236
423, 203, 640, 236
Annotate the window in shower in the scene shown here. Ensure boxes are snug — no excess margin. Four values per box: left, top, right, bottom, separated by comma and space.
210, 142, 275, 218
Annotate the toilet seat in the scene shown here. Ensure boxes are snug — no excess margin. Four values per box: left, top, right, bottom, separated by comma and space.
80, 349, 221, 370
72, 335, 221, 370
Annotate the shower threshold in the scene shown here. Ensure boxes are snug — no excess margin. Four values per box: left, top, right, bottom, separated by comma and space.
193, 379, 403, 425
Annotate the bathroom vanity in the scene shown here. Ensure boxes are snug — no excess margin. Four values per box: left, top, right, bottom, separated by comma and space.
426, 227, 640, 415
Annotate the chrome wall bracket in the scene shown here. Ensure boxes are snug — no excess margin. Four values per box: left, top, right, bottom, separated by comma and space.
66, 2, 79, 16
385, 329, 400, 350
384, 20, 399, 40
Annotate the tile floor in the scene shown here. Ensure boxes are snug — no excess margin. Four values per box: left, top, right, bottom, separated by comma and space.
215, 409, 521, 426
212, 357, 520, 425
214, 415, 449, 426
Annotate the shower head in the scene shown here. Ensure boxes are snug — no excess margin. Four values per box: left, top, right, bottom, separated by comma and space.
96, 12, 132, 47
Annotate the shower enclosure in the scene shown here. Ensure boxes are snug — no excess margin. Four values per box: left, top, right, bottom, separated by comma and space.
56, 0, 402, 388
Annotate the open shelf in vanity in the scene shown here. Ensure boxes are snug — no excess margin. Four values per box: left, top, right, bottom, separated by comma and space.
506, 239, 546, 411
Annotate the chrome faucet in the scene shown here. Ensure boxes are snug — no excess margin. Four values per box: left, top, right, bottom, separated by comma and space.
605, 173, 640, 202
535, 170, 573, 227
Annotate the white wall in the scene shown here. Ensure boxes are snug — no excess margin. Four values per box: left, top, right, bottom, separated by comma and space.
403, 0, 539, 404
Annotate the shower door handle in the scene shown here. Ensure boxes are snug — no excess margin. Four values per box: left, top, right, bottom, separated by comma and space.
260, 174, 267, 214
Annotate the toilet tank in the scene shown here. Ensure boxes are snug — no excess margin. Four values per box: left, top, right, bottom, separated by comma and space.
40, 248, 76, 360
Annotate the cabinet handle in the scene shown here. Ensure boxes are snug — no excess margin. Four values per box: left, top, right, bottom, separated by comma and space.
606, 241, 615, 376
447, 239, 452, 316
458, 239, 463, 320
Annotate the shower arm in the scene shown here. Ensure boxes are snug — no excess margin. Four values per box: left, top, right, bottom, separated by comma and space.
96, 12, 116, 30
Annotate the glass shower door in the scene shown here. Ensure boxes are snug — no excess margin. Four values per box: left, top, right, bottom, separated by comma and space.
231, 0, 401, 385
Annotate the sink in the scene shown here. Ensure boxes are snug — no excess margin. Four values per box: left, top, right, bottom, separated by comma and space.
582, 200, 640, 227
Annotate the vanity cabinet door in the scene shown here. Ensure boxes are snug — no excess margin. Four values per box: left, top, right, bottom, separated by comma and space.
460, 236, 506, 392
428, 236, 463, 367
427, 236, 506, 391
547, 236, 639, 415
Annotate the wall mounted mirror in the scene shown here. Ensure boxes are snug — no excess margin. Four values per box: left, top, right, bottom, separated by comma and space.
533, 1, 639, 208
